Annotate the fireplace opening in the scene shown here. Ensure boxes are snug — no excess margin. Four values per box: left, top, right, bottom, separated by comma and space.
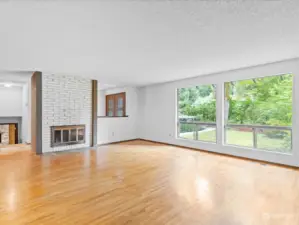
78, 129, 84, 141
70, 129, 77, 142
55, 130, 61, 143
63, 130, 69, 142
51, 125, 85, 147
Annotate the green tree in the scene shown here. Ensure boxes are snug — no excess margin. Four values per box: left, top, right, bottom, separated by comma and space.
226, 74, 293, 126
179, 85, 216, 122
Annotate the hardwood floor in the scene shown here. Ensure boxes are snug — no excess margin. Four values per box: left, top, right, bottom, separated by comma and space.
0, 144, 31, 154
0, 140, 298, 224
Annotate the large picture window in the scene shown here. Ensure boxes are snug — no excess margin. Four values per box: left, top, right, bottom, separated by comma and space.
224, 74, 293, 153
177, 84, 217, 143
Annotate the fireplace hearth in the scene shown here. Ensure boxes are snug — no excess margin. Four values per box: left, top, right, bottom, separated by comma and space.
51, 125, 85, 147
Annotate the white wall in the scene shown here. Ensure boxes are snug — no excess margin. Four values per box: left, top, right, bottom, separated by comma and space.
0, 87, 23, 117
22, 80, 31, 143
42, 74, 92, 153
138, 59, 299, 167
98, 90, 106, 116
97, 87, 138, 144
27, 77, 31, 143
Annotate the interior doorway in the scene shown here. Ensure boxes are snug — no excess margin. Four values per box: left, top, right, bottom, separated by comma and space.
0, 71, 33, 153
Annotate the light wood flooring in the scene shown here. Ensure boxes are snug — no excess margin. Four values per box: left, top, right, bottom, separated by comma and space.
0, 144, 31, 155
0, 140, 298, 224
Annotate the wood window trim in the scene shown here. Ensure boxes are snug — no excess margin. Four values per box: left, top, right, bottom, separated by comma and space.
106, 92, 126, 117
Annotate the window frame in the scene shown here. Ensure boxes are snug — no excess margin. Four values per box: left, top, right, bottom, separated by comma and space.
176, 73, 294, 155
177, 84, 217, 143
223, 74, 293, 154
105, 92, 126, 117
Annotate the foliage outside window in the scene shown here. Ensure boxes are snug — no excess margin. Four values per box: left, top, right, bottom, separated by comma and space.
224, 74, 293, 153
178, 84, 217, 143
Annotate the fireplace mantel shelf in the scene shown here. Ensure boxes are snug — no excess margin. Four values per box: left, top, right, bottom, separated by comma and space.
98, 116, 129, 118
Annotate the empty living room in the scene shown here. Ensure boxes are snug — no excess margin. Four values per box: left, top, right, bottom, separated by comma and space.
1, 1, 299, 224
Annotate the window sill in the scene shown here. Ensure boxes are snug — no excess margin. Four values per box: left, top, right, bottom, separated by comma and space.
98, 116, 129, 118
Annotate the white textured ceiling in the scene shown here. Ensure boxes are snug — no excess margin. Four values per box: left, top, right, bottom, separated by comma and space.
0, 0, 299, 86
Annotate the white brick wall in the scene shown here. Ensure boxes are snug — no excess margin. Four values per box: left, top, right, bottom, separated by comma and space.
42, 74, 92, 153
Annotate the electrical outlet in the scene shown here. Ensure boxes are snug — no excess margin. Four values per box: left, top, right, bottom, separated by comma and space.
112, 132, 114, 136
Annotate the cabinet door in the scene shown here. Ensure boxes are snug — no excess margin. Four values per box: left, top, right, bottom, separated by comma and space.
106, 95, 115, 116
115, 93, 126, 117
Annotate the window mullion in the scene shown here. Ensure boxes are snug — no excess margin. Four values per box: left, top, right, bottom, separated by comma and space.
216, 82, 224, 145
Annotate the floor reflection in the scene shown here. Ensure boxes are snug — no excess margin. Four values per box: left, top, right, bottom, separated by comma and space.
0, 140, 298, 225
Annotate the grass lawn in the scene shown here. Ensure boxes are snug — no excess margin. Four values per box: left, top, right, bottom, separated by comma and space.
180, 129, 291, 154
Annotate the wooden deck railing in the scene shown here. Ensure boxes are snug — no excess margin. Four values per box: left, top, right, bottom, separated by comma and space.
178, 121, 292, 149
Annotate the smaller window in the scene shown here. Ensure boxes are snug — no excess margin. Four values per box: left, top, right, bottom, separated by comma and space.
106, 92, 126, 117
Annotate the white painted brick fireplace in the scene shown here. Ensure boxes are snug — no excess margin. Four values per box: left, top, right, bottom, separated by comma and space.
0, 125, 9, 145
42, 74, 92, 153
